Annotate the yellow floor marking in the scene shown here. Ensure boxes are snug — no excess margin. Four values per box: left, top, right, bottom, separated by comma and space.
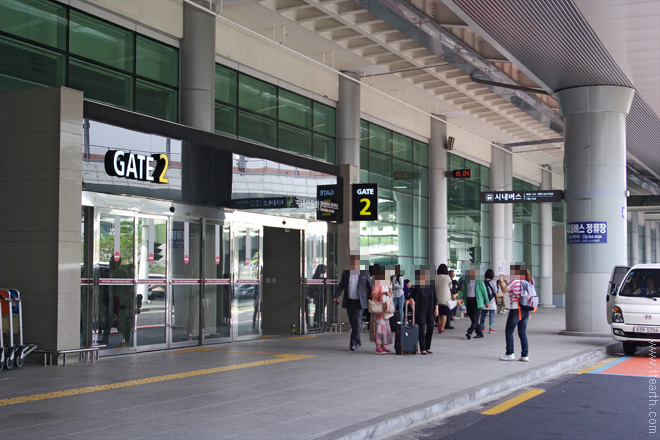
481, 389, 545, 415
0, 353, 313, 407
578, 357, 617, 374
286, 335, 318, 340
262, 335, 279, 338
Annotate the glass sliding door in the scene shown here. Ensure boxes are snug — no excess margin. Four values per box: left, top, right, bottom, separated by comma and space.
171, 220, 201, 345
232, 225, 261, 340
97, 213, 135, 349
203, 222, 231, 342
136, 216, 168, 348
304, 223, 326, 333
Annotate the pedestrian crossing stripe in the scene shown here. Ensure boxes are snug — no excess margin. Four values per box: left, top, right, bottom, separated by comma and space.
0, 352, 314, 407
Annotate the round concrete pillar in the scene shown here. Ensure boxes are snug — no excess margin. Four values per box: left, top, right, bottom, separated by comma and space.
430, 115, 448, 268
557, 85, 635, 336
539, 165, 554, 307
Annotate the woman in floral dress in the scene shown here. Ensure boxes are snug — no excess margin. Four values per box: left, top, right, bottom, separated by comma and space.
369, 265, 394, 354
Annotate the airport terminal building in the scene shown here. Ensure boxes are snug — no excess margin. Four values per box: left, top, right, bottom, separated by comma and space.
1, 0, 659, 355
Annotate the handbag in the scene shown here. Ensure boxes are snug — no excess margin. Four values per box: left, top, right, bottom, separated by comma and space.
368, 299, 385, 314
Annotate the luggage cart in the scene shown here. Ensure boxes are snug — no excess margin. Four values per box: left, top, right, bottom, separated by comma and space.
0, 289, 37, 370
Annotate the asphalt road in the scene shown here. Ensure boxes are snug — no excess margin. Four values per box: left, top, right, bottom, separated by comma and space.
392, 354, 658, 440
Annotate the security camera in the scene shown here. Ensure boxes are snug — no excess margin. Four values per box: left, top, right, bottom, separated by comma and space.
282, 220, 286, 225
169, 204, 175, 213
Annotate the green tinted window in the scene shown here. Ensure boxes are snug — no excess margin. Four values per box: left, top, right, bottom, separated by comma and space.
68, 58, 133, 109
215, 103, 237, 136
414, 196, 428, 227
238, 110, 276, 146
360, 120, 370, 149
69, 11, 134, 72
392, 158, 412, 192
360, 147, 369, 171
0, 0, 67, 50
370, 124, 391, 154
279, 90, 311, 128
313, 102, 335, 136
414, 227, 429, 260
313, 134, 335, 163
215, 65, 237, 105
449, 153, 464, 171
278, 123, 312, 157
369, 152, 391, 189
413, 140, 428, 165
136, 80, 177, 122
238, 74, 276, 117
0, 36, 64, 91
136, 36, 178, 86
414, 166, 428, 197
393, 132, 412, 161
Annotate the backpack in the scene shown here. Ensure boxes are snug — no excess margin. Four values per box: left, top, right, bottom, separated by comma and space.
519, 280, 539, 313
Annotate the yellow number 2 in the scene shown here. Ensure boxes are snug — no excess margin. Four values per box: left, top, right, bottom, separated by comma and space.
360, 198, 371, 216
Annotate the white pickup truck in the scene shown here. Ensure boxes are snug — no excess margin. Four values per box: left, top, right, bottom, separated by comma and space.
607, 264, 660, 355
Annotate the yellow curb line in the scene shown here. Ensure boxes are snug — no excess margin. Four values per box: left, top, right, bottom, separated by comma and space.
481, 388, 545, 415
0, 353, 313, 407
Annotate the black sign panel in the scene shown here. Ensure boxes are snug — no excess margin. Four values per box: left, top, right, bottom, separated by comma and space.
479, 190, 564, 204
450, 169, 471, 178
352, 183, 378, 221
317, 184, 342, 223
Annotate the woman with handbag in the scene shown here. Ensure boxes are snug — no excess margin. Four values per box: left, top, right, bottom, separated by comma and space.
369, 265, 394, 354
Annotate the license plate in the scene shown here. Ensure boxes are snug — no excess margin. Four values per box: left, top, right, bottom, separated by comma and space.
633, 326, 660, 334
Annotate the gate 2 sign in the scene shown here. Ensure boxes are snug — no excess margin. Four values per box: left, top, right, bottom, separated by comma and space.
352, 183, 378, 221
104, 150, 169, 184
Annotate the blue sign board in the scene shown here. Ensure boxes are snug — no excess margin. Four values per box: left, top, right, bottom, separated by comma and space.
567, 222, 607, 244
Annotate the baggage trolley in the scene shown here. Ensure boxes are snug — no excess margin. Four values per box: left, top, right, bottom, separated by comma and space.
0, 289, 37, 370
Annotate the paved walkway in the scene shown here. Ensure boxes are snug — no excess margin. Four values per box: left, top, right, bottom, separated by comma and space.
0, 308, 616, 440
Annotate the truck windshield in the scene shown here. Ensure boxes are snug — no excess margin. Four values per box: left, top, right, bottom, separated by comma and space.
619, 269, 660, 297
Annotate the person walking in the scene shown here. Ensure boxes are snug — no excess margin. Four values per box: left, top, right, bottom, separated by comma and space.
480, 268, 499, 334
435, 264, 453, 333
499, 264, 530, 362
370, 265, 394, 354
333, 253, 373, 351
457, 266, 488, 339
409, 268, 438, 354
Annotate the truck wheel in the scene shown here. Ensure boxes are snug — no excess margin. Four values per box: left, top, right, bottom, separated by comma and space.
623, 341, 637, 356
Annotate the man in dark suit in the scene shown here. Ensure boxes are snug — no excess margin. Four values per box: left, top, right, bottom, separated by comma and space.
333, 253, 373, 350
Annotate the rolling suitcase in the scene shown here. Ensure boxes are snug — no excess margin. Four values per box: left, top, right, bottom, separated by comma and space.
395, 302, 418, 355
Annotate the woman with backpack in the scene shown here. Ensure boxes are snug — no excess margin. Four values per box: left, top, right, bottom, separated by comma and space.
498, 264, 530, 362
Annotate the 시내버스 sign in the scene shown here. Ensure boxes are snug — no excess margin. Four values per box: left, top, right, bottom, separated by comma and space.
567, 222, 607, 244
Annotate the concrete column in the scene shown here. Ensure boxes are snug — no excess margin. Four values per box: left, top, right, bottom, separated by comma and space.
557, 85, 635, 336
429, 115, 448, 268
539, 165, 554, 307
504, 149, 513, 266
337, 71, 361, 167
631, 212, 639, 266
490, 146, 507, 276
0, 87, 83, 351
180, 2, 216, 131
645, 220, 653, 264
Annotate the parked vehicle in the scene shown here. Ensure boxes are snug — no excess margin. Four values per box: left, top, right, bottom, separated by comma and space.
607, 264, 660, 355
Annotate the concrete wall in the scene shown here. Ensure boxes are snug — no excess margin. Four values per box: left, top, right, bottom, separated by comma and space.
81, 0, 183, 39
0, 87, 83, 351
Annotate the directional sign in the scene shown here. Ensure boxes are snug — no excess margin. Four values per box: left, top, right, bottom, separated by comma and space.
480, 190, 563, 204
567, 222, 607, 244
317, 184, 342, 223
352, 183, 378, 221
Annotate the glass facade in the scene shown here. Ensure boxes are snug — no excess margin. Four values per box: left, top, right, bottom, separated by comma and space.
512, 178, 540, 284
214, 65, 336, 163
359, 120, 429, 275
447, 154, 490, 274
0, 0, 179, 121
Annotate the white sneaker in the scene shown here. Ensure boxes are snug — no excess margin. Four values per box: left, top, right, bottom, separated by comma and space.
519, 356, 529, 362
499, 354, 516, 361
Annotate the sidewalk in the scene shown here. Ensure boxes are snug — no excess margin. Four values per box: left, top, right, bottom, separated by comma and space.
0, 308, 616, 440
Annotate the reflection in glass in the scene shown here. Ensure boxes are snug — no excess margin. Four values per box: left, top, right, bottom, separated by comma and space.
171, 221, 201, 343
96, 215, 135, 349
136, 218, 167, 346
234, 227, 260, 338
204, 224, 231, 340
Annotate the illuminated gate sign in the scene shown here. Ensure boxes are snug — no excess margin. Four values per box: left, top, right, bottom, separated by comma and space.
104, 150, 169, 184
352, 183, 378, 221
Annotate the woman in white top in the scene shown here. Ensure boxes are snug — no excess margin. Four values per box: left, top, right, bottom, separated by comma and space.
435, 264, 453, 333
390, 265, 406, 324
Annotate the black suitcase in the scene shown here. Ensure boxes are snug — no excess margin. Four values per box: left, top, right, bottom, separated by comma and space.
395, 302, 418, 355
